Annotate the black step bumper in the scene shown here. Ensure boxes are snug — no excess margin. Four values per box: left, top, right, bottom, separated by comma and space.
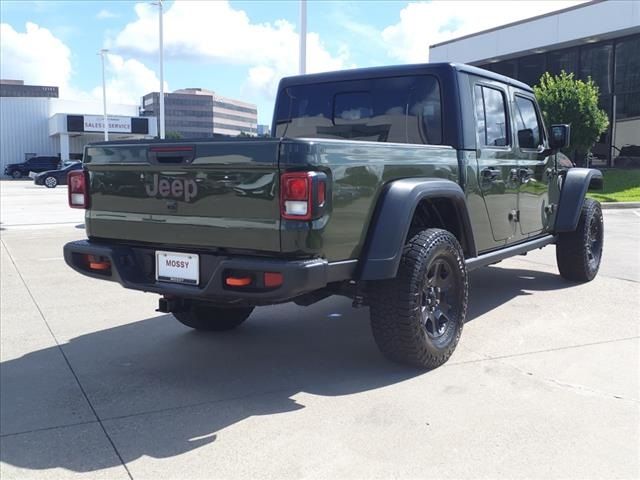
63, 240, 355, 305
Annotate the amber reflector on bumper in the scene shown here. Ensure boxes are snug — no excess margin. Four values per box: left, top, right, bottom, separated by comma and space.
225, 276, 252, 287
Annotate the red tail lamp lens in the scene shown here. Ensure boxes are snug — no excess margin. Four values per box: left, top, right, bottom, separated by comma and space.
284, 177, 308, 200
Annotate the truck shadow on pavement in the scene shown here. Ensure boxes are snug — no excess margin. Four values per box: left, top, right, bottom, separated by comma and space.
467, 263, 573, 323
1, 265, 572, 473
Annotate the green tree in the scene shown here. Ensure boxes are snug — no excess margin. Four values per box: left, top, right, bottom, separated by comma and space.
165, 131, 182, 139
534, 71, 609, 165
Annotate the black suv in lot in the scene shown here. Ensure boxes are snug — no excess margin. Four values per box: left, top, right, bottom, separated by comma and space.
4, 156, 60, 179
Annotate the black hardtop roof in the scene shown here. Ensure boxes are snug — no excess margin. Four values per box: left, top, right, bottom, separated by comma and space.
278, 62, 533, 93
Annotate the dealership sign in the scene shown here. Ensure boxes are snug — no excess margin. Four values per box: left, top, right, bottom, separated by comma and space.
84, 115, 132, 133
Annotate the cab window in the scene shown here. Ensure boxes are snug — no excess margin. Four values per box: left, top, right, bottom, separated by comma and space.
514, 95, 543, 149
474, 85, 510, 147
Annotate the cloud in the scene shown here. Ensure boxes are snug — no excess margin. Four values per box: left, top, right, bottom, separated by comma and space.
0, 21, 162, 106
381, 1, 587, 63
111, 1, 351, 100
96, 9, 118, 20
0, 22, 72, 89
91, 53, 167, 105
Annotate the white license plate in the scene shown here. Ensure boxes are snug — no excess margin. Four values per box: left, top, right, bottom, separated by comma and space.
28, 171, 37, 179
155, 251, 199, 285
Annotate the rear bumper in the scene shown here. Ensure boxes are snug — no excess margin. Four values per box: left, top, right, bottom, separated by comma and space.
63, 240, 355, 305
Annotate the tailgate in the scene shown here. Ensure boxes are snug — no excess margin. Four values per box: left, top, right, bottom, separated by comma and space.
84, 140, 281, 252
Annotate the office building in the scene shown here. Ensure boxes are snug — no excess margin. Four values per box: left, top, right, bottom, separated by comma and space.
429, 0, 640, 167
0, 79, 59, 98
142, 88, 257, 138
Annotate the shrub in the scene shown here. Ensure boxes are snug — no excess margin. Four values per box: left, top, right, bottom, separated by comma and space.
534, 71, 609, 164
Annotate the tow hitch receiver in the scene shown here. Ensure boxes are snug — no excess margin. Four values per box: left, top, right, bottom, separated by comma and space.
157, 296, 189, 314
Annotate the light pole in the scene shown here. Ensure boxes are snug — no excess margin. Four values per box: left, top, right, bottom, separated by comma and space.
299, 0, 306, 74
98, 48, 109, 141
152, 0, 165, 139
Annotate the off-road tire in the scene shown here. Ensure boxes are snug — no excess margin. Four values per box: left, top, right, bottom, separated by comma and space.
369, 228, 468, 369
556, 198, 603, 282
174, 303, 254, 331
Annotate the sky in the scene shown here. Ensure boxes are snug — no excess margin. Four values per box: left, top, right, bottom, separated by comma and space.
0, 0, 586, 125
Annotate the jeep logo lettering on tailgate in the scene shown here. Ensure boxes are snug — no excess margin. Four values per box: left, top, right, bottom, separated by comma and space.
145, 174, 198, 202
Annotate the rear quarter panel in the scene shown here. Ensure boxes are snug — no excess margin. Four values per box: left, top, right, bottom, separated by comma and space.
281, 139, 459, 261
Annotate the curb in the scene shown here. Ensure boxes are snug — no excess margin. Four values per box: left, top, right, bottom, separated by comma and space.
600, 202, 640, 210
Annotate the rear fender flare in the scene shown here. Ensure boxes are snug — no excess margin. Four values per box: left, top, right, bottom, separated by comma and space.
555, 168, 603, 233
357, 178, 476, 280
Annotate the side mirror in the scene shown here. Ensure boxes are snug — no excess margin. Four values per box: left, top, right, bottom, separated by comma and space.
549, 124, 570, 150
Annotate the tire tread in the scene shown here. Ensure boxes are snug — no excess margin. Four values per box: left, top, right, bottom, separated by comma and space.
556, 198, 603, 282
369, 229, 468, 369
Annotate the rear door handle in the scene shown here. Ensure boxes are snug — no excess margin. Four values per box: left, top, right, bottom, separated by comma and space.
481, 167, 501, 180
518, 168, 534, 183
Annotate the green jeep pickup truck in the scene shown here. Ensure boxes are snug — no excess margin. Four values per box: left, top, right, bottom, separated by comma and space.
64, 63, 604, 369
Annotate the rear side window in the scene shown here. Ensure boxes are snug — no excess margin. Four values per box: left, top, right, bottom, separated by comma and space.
474, 85, 509, 147
514, 96, 542, 149
274, 75, 443, 145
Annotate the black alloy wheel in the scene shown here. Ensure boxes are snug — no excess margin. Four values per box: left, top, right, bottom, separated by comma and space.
556, 198, 604, 282
421, 258, 461, 346
369, 228, 468, 369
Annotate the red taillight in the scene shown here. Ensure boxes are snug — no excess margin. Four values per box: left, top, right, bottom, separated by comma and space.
280, 172, 327, 220
281, 172, 311, 220
68, 170, 89, 209
284, 176, 308, 200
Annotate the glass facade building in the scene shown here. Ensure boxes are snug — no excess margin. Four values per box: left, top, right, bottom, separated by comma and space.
429, 1, 640, 168
142, 89, 257, 139
477, 33, 640, 167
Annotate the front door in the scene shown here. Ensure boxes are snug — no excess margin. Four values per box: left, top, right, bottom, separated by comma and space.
473, 82, 519, 244
512, 94, 553, 236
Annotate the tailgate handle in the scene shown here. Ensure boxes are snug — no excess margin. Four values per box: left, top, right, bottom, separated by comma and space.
149, 146, 195, 164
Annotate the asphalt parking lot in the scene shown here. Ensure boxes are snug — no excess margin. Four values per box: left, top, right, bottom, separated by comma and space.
1, 180, 638, 479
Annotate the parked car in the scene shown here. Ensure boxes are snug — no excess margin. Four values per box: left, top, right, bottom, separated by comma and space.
5, 156, 60, 179
614, 144, 640, 167
33, 161, 82, 188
